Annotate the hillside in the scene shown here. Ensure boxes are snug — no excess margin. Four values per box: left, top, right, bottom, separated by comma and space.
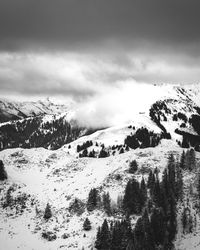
0, 139, 200, 249
1, 83, 200, 249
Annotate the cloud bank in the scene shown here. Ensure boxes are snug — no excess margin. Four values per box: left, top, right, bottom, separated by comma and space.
0, 0, 199, 110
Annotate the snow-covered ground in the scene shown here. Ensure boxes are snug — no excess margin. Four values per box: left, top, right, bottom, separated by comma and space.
0, 138, 189, 250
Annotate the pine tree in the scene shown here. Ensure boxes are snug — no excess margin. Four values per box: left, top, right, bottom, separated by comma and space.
150, 208, 166, 246
167, 153, 176, 194
123, 180, 133, 215
99, 219, 111, 250
0, 160, 7, 181
189, 148, 196, 171
152, 178, 161, 207
185, 148, 196, 171
167, 198, 177, 242
83, 218, 92, 231
44, 203, 52, 219
87, 188, 98, 211
147, 170, 155, 190
120, 220, 132, 250
140, 177, 147, 207
102, 192, 112, 216
134, 217, 146, 250
110, 224, 120, 250
129, 160, 138, 174
175, 164, 183, 201
123, 178, 143, 215
180, 151, 186, 169
95, 227, 102, 250
142, 209, 155, 250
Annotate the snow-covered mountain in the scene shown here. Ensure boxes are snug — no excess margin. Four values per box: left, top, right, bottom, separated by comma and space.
0, 97, 69, 123
1, 83, 200, 250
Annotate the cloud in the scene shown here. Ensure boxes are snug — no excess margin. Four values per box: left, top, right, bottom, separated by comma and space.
72, 80, 177, 128
0, 0, 199, 106
0, 0, 199, 54
0, 51, 200, 103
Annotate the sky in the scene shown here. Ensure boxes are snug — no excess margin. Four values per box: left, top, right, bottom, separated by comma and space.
0, 0, 200, 104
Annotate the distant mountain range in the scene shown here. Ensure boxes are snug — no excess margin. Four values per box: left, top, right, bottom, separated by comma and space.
0, 97, 69, 123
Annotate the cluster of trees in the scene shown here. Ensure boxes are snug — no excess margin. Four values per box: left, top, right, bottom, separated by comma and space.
173, 112, 188, 123
94, 153, 184, 249
86, 188, 112, 216
175, 129, 200, 150
0, 116, 90, 151
124, 127, 162, 149
189, 114, 200, 135
149, 101, 172, 137
179, 149, 196, 171
77, 141, 93, 152
149, 100, 171, 123
123, 177, 147, 215
95, 219, 132, 250
174, 113, 200, 150
79, 145, 111, 158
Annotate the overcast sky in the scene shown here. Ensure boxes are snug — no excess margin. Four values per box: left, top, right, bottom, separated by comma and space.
0, 0, 200, 102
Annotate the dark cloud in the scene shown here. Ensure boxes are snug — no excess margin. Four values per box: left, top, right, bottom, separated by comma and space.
0, 0, 200, 52
0, 0, 200, 101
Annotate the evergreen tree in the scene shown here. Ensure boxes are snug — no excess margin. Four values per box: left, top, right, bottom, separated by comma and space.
142, 209, 155, 250
147, 170, 155, 190
129, 160, 138, 174
120, 220, 132, 250
152, 178, 161, 207
95, 219, 111, 250
140, 177, 147, 207
134, 217, 146, 250
185, 148, 196, 171
167, 153, 176, 194
95, 227, 102, 250
150, 208, 166, 246
110, 223, 121, 250
83, 218, 92, 231
175, 164, 183, 201
123, 180, 133, 215
102, 192, 112, 216
189, 148, 196, 171
123, 178, 143, 215
0, 160, 7, 181
87, 188, 99, 211
44, 203, 52, 219
167, 198, 177, 242
180, 151, 186, 169
99, 149, 109, 158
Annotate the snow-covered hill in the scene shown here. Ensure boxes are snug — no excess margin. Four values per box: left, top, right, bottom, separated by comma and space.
0, 138, 200, 250
1, 83, 200, 250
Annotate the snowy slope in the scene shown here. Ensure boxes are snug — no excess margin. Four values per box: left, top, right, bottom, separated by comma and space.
1, 83, 200, 249
1, 138, 199, 250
